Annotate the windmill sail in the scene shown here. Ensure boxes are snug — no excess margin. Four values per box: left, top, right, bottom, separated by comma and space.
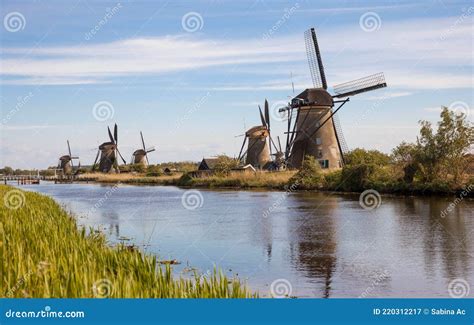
333, 72, 387, 98
304, 28, 327, 89
332, 113, 349, 156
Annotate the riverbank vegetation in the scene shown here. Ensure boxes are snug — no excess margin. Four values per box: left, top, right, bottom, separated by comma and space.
1, 185, 255, 298
76, 172, 182, 185
290, 107, 473, 195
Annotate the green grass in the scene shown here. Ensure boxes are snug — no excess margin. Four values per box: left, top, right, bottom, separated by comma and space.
0, 185, 255, 298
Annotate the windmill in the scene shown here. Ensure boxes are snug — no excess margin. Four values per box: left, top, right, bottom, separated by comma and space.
57, 140, 79, 175
237, 100, 279, 169
131, 131, 155, 167
92, 123, 127, 173
281, 28, 387, 169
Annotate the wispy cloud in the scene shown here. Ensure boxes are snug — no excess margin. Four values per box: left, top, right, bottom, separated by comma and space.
0, 15, 471, 92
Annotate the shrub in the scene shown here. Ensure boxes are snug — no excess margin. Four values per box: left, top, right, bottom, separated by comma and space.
289, 155, 325, 190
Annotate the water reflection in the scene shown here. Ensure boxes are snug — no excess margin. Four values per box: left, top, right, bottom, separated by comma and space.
287, 193, 338, 298
18, 183, 474, 298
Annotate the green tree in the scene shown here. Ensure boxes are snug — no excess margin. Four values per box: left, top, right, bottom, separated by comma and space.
213, 155, 239, 175
391, 142, 418, 183
344, 148, 390, 167
289, 155, 325, 189
416, 107, 473, 183
1, 166, 13, 175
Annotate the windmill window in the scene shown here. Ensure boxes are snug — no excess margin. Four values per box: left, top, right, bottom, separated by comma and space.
317, 150, 323, 158
319, 160, 329, 169
316, 138, 322, 145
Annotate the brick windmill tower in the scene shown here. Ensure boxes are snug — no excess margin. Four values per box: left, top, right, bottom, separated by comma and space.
92, 124, 127, 173
237, 100, 279, 169
283, 28, 387, 169
57, 140, 79, 175
131, 131, 155, 167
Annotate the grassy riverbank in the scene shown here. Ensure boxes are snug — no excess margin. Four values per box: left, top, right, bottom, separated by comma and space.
77, 172, 183, 185
1, 185, 255, 298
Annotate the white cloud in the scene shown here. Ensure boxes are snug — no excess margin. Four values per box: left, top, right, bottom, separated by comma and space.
0, 16, 471, 92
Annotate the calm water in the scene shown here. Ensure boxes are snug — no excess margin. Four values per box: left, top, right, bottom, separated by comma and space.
18, 182, 474, 298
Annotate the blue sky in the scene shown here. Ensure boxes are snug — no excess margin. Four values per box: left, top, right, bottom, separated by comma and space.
0, 0, 472, 169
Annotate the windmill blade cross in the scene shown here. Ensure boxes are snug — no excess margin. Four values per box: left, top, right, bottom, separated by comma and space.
237, 136, 247, 161
258, 106, 267, 128
114, 124, 118, 144
332, 72, 387, 98
107, 126, 115, 144
304, 28, 327, 89
140, 131, 146, 151
67, 140, 73, 168
264, 99, 270, 130
92, 149, 100, 170
116, 147, 127, 165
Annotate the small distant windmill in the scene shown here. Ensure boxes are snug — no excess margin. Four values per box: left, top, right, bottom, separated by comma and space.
281, 28, 387, 169
131, 131, 155, 167
92, 123, 127, 173
57, 140, 79, 175
237, 100, 279, 169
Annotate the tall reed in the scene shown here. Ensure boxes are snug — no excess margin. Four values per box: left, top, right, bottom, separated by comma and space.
1, 185, 255, 298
